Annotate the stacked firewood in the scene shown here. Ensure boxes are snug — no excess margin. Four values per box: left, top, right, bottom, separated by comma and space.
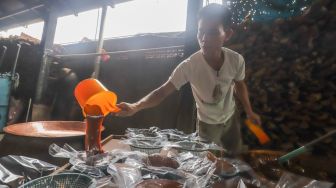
228, 0, 336, 156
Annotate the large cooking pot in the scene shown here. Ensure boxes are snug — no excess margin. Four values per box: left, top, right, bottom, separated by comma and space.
0, 121, 101, 166
241, 150, 336, 183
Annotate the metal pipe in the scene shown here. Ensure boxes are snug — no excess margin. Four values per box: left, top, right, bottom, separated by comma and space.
278, 129, 336, 164
92, 5, 108, 79
53, 45, 184, 58
25, 98, 32, 122
11, 44, 21, 80
0, 46, 7, 68
0, 4, 44, 21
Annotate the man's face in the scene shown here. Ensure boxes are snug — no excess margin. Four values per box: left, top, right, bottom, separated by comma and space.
197, 19, 228, 55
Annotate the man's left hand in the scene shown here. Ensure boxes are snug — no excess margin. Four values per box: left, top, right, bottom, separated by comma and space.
247, 112, 262, 125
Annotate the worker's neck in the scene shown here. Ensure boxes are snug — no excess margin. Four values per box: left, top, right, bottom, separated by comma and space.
203, 50, 224, 70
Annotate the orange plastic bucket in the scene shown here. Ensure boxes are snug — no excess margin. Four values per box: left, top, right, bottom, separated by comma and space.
74, 79, 120, 116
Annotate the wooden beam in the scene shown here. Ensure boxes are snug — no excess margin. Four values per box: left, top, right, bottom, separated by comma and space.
0, 4, 44, 21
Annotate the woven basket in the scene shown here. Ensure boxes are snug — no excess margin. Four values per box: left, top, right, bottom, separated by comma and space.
19, 173, 96, 188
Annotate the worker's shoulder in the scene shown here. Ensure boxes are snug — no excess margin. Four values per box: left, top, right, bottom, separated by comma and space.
223, 47, 245, 69
179, 50, 203, 67
187, 50, 203, 61
222, 47, 243, 59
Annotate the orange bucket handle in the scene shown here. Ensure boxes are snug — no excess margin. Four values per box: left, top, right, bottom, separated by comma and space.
245, 119, 271, 145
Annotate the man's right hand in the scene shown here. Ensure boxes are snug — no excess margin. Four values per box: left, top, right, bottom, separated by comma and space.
114, 81, 176, 117
115, 102, 139, 117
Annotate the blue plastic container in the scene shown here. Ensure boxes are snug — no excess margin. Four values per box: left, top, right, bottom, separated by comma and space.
0, 74, 11, 131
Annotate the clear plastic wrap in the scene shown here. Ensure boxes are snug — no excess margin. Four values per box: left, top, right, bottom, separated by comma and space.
69, 152, 115, 169
126, 138, 165, 148
49, 143, 78, 158
113, 151, 182, 170
95, 175, 117, 188
140, 166, 187, 182
208, 152, 276, 188
176, 151, 274, 188
163, 140, 224, 158
126, 127, 196, 142
211, 157, 252, 177
215, 169, 276, 188
111, 150, 148, 163
49, 144, 109, 178
207, 142, 227, 158
158, 129, 191, 141
275, 172, 334, 188
125, 127, 226, 157
0, 163, 24, 187
172, 141, 208, 156
175, 152, 221, 187
69, 162, 106, 178
182, 161, 217, 188
135, 179, 183, 188
46, 130, 334, 188
211, 178, 251, 188
49, 143, 151, 180
196, 161, 217, 188
123, 137, 168, 154
111, 150, 149, 169
107, 163, 142, 188
0, 155, 57, 187
146, 154, 180, 169
177, 152, 213, 176
50, 144, 102, 165
126, 127, 161, 139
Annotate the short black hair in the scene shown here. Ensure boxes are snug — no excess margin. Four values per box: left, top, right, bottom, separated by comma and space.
198, 3, 233, 29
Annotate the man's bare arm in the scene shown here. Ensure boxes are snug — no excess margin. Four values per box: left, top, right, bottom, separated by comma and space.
116, 81, 176, 117
234, 80, 261, 125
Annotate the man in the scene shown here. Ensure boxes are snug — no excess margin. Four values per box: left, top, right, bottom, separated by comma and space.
116, 4, 261, 155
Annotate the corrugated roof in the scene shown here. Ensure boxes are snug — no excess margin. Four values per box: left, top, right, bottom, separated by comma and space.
0, 0, 132, 31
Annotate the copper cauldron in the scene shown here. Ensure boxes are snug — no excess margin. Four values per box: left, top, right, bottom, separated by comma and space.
0, 121, 98, 166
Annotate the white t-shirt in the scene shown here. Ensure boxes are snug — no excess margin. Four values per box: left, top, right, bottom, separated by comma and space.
168, 47, 245, 124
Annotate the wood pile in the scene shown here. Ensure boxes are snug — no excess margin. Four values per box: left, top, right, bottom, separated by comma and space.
228, 0, 336, 156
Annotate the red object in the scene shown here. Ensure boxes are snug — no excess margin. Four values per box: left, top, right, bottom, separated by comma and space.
101, 49, 110, 63
85, 115, 104, 155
